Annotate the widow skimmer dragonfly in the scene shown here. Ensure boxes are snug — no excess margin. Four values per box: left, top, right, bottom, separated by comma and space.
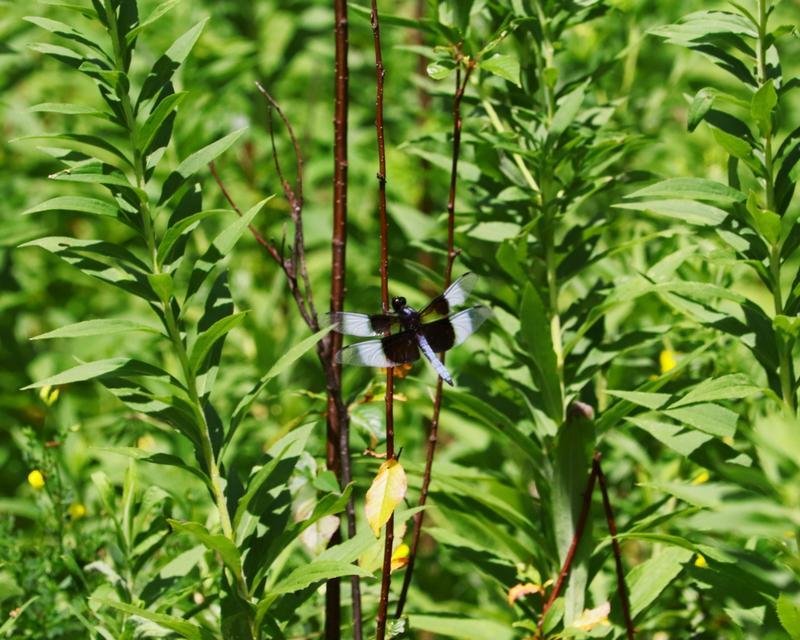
325, 273, 491, 385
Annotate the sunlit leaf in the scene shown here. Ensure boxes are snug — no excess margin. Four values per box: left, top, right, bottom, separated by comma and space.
365, 458, 408, 537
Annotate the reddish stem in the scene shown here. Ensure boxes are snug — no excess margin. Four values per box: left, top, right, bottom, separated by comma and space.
394, 59, 474, 619
328, 0, 362, 636
538, 455, 598, 632
370, 0, 395, 638
595, 455, 635, 640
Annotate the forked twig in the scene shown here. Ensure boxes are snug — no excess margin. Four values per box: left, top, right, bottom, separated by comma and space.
536, 450, 635, 639
209, 82, 360, 638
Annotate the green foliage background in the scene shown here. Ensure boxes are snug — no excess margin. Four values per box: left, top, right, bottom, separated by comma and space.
1, 0, 800, 638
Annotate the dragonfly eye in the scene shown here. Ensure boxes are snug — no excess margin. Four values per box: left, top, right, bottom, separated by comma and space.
391, 296, 406, 311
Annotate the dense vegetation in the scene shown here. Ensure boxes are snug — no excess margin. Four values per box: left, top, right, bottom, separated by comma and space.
2, 0, 800, 638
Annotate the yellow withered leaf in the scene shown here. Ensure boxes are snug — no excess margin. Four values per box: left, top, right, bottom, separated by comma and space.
365, 458, 407, 537
507, 582, 544, 606
572, 602, 611, 631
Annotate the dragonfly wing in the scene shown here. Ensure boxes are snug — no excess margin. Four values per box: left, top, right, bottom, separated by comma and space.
446, 305, 492, 347
324, 311, 397, 337
420, 272, 478, 317
337, 331, 420, 368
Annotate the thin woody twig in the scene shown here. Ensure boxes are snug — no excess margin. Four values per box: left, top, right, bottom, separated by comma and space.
256, 82, 318, 328
370, 0, 395, 638
395, 58, 474, 619
595, 455, 635, 640
209, 161, 282, 266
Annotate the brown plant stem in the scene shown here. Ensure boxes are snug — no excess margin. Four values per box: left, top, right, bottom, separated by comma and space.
538, 454, 598, 632
370, 0, 394, 638
209, 82, 358, 637
394, 59, 474, 619
329, 0, 362, 635
595, 455, 635, 640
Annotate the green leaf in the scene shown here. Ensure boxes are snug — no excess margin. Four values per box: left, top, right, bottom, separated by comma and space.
185, 198, 271, 300
606, 390, 671, 410
234, 424, 313, 533
751, 79, 777, 136
480, 54, 520, 87
227, 326, 332, 447
625, 416, 712, 457
625, 178, 744, 204
125, 0, 181, 42
30, 102, 106, 116
712, 127, 753, 159
148, 272, 173, 303
256, 560, 372, 617
519, 284, 563, 421
464, 221, 521, 242
426, 61, 454, 80
407, 614, 515, 640
136, 91, 187, 154
160, 128, 247, 203
552, 416, 595, 623
168, 520, 242, 579
188, 311, 247, 374
627, 546, 693, 619
663, 403, 738, 438
671, 374, 759, 407
614, 199, 728, 226
24, 16, 109, 57
688, 88, 715, 131
92, 598, 217, 640
22, 358, 133, 389
548, 84, 586, 141
138, 19, 208, 109
446, 391, 541, 466
777, 594, 800, 640
32, 318, 161, 340
96, 447, 210, 490
747, 192, 781, 245
24, 196, 119, 219
645, 481, 735, 509
16, 132, 132, 168
156, 209, 227, 267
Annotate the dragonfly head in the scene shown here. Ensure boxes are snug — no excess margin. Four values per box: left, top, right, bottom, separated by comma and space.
391, 296, 406, 312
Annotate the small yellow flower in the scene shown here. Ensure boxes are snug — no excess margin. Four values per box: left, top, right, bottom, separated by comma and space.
137, 434, 156, 451
38, 385, 60, 406
694, 553, 707, 568
692, 470, 710, 485
390, 543, 410, 572
659, 349, 677, 374
27, 469, 45, 490
68, 503, 87, 519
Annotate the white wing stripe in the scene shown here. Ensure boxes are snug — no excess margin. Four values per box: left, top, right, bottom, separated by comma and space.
324, 312, 379, 337
337, 339, 394, 367
450, 306, 492, 347
442, 272, 478, 307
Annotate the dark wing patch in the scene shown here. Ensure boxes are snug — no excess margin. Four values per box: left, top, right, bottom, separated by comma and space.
369, 313, 397, 335
420, 318, 456, 353
381, 330, 421, 364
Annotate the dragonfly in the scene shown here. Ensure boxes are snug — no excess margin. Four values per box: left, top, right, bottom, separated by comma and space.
325, 272, 491, 386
